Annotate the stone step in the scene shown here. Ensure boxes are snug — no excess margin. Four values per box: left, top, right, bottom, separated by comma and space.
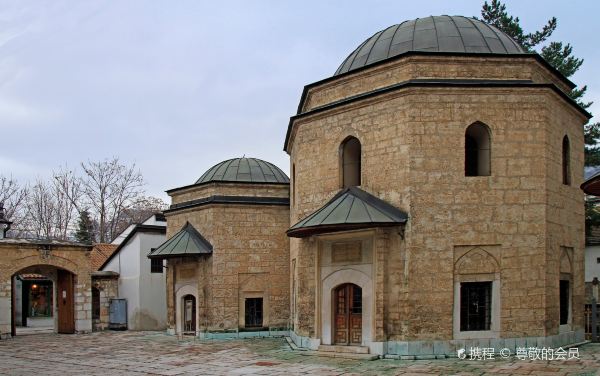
318, 344, 370, 354
301, 350, 379, 361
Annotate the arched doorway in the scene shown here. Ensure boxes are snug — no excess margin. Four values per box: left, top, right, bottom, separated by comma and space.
182, 294, 196, 334
10, 266, 75, 336
333, 283, 362, 345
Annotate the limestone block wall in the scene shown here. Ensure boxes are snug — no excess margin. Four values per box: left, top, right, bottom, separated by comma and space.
301, 55, 573, 112
165, 183, 290, 333
289, 61, 587, 346
544, 98, 586, 334
0, 241, 93, 337
169, 183, 289, 206
92, 276, 118, 331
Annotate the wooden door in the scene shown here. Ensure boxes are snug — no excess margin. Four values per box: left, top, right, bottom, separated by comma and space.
334, 284, 362, 345
57, 269, 74, 334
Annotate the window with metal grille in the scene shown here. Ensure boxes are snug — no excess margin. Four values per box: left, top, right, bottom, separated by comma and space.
151, 258, 163, 273
460, 282, 492, 331
560, 280, 570, 325
245, 298, 263, 328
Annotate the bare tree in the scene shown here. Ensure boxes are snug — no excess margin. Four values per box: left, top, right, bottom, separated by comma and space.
24, 180, 55, 239
112, 195, 168, 236
52, 167, 82, 239
79, 158, 145, 242
22, 176, 80, 240
0, 175, 28, 236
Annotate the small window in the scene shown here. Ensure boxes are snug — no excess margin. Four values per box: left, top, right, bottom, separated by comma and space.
465, 123, 491, 176
559, 280, 570, 325
562, 136, 571, 185
245, 298, 263, 328
292, 163, 296, 207
151, 258, 163, 273
341, 137, 361, 187
460, 282, 492, 331
597, 257, 600, 264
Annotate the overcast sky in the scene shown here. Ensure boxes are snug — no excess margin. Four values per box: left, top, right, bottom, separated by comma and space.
1, 0, 598, 200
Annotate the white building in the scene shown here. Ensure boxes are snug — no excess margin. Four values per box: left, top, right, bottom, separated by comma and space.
101, 213, 167, 330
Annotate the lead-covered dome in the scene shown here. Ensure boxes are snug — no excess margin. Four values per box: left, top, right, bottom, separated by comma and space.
196, 157, 289, 184
335, 15, 525, 76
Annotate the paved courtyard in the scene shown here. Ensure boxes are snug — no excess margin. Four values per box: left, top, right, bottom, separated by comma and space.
0, 331, 598, 375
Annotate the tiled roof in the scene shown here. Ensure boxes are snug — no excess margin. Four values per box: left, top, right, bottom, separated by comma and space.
90, 243, 118, 271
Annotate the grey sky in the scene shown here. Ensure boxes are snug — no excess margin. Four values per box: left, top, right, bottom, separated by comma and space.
1, 0, 598, 200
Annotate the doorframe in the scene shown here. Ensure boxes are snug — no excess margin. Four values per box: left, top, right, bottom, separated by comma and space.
333, 283, 363, 345
9, 266, 75, 336
321, 269, 372, 346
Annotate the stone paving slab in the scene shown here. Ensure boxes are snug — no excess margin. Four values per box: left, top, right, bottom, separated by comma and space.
0, 332, 598, 375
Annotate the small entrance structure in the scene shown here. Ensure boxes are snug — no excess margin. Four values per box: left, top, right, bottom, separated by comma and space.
0, 238, 93, 338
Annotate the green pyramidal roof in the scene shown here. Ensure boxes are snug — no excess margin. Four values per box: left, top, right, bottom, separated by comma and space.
148, 222, 212, 259
287, 187, 408, 238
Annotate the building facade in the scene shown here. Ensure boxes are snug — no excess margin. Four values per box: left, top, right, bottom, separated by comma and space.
285, 16, 590, 356
101, 214, 167, 330
151, 158, 290, 337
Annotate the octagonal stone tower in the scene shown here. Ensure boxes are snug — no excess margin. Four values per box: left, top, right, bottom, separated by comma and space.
152, 157, 290, 337
285, 16, 591, 356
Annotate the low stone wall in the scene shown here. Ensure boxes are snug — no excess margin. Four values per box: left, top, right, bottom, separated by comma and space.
289, 329, 586, 358
92, 272, 119, 331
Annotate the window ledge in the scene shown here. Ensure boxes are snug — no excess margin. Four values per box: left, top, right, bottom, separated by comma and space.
454, 330, 499, 340
559, 324, 572, 333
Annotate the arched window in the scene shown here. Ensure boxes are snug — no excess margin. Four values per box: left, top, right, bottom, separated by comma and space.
562, 135, 571, 185
465, 123, 491, 176
292, 163, 296, 206
341, 137, 361, 187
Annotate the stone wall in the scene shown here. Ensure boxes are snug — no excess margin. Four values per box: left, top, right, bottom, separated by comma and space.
92, 275, 119, 331
289, 54, 587, 351
165, 183, 290, 334
300, 55, 573, 113
0, 241, 93, 337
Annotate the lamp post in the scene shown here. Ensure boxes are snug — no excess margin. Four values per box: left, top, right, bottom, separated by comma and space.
0, 202, 13, 239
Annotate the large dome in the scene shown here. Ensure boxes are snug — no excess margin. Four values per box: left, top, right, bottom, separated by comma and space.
196, 157, 289, 184
335, 15, 525, 76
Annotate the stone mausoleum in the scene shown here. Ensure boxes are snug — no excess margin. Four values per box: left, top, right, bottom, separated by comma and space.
150, 158, 291, 337
152, 15, 590, 357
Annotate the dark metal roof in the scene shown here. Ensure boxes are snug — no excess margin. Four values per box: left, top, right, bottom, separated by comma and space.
147, 222, 212, 259
335, 16, 525, 76
166, 195, 289, 214
582, 172, 600, 196
287, 187, 408, 238
196, 158, 289, 185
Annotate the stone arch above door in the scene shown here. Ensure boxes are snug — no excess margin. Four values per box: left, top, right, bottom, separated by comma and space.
321, 268, 372, 346
175, 283, 198, 334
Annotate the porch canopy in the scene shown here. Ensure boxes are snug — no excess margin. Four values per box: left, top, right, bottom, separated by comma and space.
148, 222, 212, 259
582, 172, 600, 196
287, 187, 408, 238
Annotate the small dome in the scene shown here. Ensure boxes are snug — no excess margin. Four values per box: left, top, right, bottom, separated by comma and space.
196, 158, 289, 185
335, 15, 525, 76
